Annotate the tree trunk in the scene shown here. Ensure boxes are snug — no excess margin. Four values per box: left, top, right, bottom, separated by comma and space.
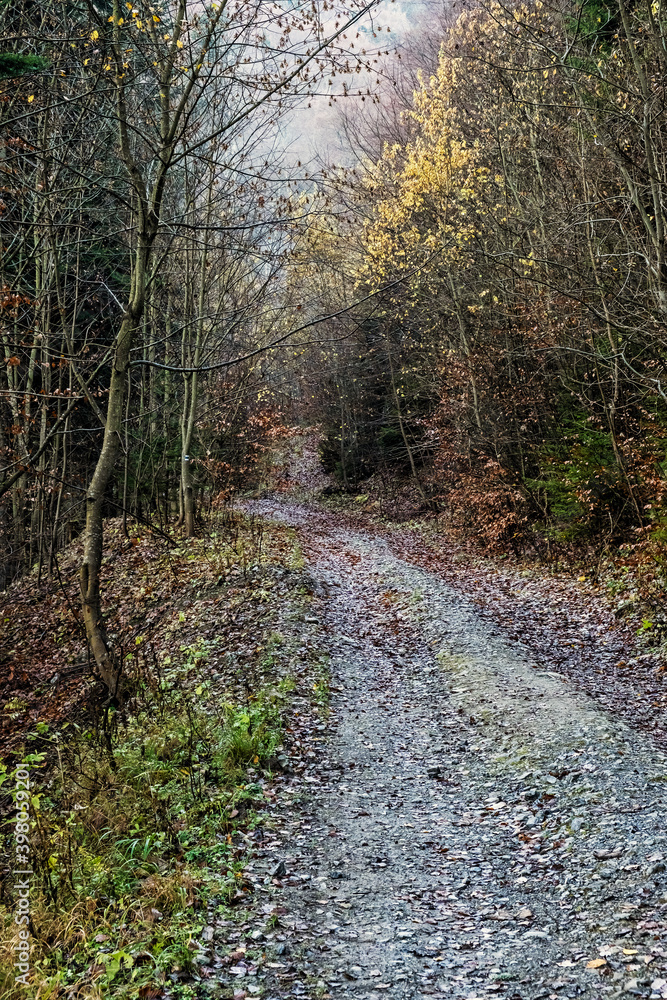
79, 299, 139, 695
182, 452, 195, 537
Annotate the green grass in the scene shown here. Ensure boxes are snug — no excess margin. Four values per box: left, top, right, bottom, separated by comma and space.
0, 669, 286, 999
0, 510, 320, 999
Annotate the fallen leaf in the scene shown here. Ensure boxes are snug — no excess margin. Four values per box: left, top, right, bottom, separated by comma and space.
586, 958, 607, 969
488, 909, 513, 921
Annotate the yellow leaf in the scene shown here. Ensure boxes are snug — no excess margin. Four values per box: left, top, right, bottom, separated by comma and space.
176, 38, 184, 48
587, 959, 607, 969
91, 29, 99, 40
27, 94, 34, 103
623, 949, 638, 956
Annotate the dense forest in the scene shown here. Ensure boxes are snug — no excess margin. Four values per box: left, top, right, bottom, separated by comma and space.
4, 0, 667, 610
2, 0, 667, 996
306, 0, 667, 562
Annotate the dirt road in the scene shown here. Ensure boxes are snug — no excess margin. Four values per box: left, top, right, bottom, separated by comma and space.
227, 489, 667, 1000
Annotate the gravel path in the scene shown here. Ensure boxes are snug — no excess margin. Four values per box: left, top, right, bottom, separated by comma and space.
233, 496, 667, 1000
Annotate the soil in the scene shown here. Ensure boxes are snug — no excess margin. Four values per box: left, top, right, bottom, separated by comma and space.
207, 440, 667, 1000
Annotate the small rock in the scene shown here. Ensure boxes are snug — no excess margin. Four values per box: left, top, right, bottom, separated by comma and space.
271, 861, 286, 878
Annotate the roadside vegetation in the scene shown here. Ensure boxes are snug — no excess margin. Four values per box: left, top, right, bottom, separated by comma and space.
0, 508, 328, 999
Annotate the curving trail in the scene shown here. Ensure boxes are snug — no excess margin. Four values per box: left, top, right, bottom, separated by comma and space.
235, 481, 667, 1000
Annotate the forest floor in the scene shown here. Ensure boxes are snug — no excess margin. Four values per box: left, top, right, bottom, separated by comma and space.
210, 433, 667, 1000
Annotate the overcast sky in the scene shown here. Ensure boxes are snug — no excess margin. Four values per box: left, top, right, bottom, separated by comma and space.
282, 0, 439, 166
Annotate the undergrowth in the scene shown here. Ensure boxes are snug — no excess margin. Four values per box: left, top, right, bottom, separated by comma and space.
0, 510, 313, 999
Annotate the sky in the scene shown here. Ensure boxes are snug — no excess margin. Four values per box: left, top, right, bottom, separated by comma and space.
282, 0, 439, 166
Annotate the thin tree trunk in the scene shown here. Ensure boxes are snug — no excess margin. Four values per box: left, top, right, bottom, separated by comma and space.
79, 235, 147, 694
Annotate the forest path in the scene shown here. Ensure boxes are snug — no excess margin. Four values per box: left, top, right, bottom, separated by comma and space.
236, 482, 667, 1000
